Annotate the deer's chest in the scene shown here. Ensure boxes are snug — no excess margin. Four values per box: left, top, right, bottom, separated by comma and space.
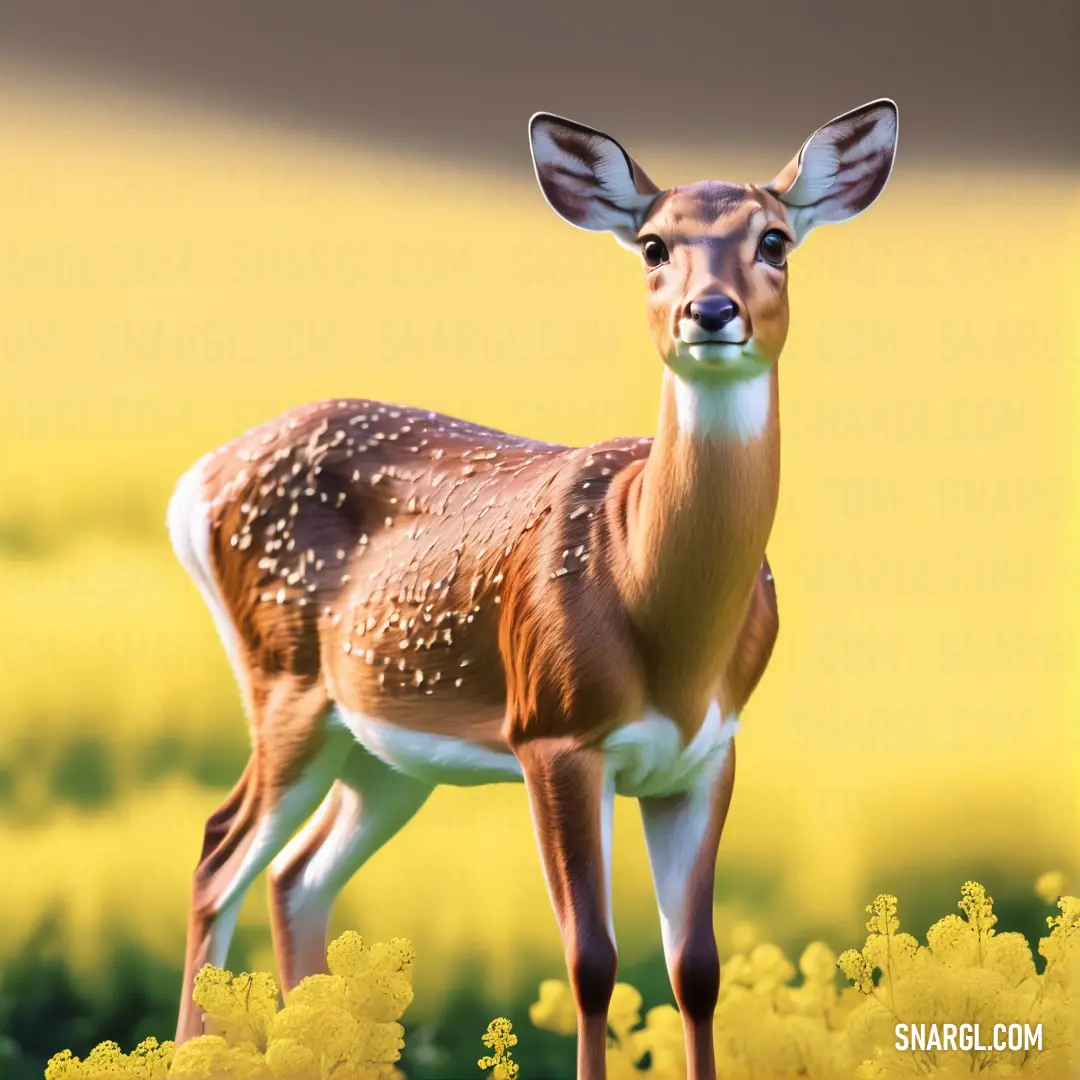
601, 703, 738, 798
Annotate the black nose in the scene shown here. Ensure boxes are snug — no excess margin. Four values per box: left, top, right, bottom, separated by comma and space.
688, 295, 738, 333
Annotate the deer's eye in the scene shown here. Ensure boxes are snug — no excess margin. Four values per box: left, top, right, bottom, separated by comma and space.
758, 229, 788, 267
641, 237, 669, 268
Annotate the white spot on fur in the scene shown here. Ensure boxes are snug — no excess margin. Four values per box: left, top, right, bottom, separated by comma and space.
672, 369, 771, 440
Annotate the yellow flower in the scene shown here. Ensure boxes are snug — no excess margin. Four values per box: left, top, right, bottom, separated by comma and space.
748, 942, 795, 992
1035, 870, 1066, 905
44, 933, 416, 1079
528, 979, 577, 1036
719, 951, 755, 989
1039, 894, 1080, 970
838, 948, 876, 994
41, 891, 1080, 1080
528, 880, 1073, 1079
192, 965, 280, 1052
730, 920, 760, 955
44, 1049, 78, 1080
957, 880, 997, 940
262, 1037, 319, 1080
608, 982, 644, 1041
478, 1017, 519, 1079
44, 1037, 176, 1080
864, 894, 900, 937
799, 941, 838, 984
169, 1034, 270, 1078
327, 930, 369, 976
635, 1005, 685, 1080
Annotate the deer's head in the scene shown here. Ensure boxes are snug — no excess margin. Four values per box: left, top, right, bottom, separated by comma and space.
529, 101, 898, 384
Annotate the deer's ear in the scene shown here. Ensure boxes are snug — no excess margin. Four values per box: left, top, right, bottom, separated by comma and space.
529, 113, 660, 245
767, 99, 898, 242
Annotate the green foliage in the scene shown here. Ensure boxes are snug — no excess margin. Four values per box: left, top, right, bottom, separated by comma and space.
0, 913, 187, 1080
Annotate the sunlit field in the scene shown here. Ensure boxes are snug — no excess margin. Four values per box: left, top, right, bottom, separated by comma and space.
1, 70, 1078, 1045
43, 877, 1080, 1078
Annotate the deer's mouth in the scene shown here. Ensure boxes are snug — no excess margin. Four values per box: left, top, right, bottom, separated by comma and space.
678, 340, 750, 363
668, 338, 771, 381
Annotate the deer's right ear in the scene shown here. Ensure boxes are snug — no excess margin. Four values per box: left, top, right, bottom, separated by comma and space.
529, 113, 660, 245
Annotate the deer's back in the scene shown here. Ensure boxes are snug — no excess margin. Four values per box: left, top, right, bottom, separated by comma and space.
189, 398, 653, 749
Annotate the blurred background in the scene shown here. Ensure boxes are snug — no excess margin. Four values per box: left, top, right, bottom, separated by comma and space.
0, 3, 1077, 1077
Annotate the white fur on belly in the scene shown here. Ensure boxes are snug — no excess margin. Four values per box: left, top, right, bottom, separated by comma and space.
333, 704, 737, 798
332, 707, 524, 786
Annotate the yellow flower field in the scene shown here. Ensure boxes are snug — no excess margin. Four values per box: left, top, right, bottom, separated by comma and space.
0, 69, 1078, 1018
44, 877, 1080, 1078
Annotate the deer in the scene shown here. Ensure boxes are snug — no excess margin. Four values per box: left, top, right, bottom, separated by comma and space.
166, 99, 898, 1078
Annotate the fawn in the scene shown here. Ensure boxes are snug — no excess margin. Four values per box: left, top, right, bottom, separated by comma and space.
168, 99, 898, 1079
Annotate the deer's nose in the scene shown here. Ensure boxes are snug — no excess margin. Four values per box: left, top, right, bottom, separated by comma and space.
688, 295, 739, 333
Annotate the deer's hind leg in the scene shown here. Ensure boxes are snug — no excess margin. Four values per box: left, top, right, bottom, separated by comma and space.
267, 742, 433, 992
175, 686, 353, 1043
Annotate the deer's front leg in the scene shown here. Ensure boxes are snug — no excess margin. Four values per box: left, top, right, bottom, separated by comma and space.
516, 738, 617, 1080
640, 739, 736, 1080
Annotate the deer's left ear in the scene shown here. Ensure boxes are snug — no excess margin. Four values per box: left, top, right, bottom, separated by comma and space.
529, 113, 660, 247
767, 99, 898, 243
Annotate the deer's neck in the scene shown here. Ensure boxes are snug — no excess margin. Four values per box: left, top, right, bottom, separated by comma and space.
615, 365, 781, 707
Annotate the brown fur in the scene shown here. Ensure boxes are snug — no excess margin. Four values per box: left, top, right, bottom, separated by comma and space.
193, 376, 777, 749
174, 271, 781, 1061
173, 101, 896, 1079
